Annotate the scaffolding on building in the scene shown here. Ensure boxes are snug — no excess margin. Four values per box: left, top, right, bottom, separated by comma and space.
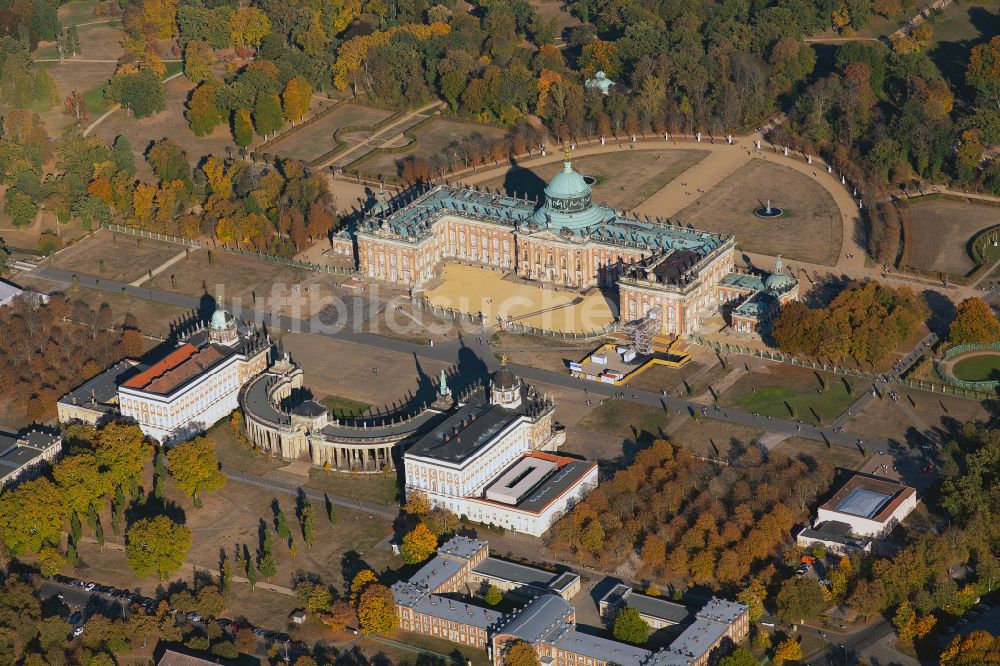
623, 305, 661, 355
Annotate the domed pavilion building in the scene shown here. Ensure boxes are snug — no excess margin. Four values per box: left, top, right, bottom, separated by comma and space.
340, 151, 796, 337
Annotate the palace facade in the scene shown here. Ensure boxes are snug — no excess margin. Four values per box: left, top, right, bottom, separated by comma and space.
334, 154, 797, 336
58, 308, 270, 445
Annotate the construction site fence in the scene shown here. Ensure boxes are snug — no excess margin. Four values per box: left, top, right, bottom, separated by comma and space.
689, 335, 995, 400
103, 224, 360, 277
412, 296, 617, 339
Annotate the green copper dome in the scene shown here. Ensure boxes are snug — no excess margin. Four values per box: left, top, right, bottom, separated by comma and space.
210, 308, 234, 330
532, 158, 614, 232
764, 258, 795, 292
545, 161, 592, 200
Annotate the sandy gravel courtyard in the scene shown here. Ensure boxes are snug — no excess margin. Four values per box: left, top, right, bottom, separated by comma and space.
424, 264, 616, 333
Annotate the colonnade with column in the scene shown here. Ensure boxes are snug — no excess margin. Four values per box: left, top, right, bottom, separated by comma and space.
309, 440, 396, 471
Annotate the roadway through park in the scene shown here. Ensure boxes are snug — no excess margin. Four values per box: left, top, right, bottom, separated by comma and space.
26, 263, 902, 456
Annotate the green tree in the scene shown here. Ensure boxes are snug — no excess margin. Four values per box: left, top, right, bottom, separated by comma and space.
246, 558, 257, 590
775, 577, 827, 624
719, 647, 759, 666
252, 93, 283, 139
0, 237, 10, 275
0, 477, 65, 556
95, 422, 151, 493
737, 578, 767, 624
125, 516, 192, 580
153, 450, 167, 500
106, 69, 165, 118
299, 498, 315, 548
220, 558, 233, 593
37, 547, 64, 578
612, 607, 650, 644
276, 510, 291, 543
967, 36, 1000, 109
166, 435, 226, 507
185, 80, 224, 137
297, 582, 332, 615
183, 40, 215, 82
4, 190, 37, 228
52, 453, 107, 520
232, 108, 253, 148
484, 585, 503, 606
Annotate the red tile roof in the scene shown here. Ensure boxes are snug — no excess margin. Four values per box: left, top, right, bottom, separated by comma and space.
121, 343, 231, 395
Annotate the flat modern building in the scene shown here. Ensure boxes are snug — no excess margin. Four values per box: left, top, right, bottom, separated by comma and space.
0, 427, 62, 487
797, 472, 917, 554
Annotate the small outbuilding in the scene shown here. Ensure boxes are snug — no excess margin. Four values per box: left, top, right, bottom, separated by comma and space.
290, 610, 307, 624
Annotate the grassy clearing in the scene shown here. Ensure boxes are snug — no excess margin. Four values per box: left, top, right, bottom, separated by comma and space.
320, 394, 371, 417
577, 398, 670, 441
305, 468, 400, 507
209, 418, 287, 476
951, 354, 1000, 382
735, 377, 855, 425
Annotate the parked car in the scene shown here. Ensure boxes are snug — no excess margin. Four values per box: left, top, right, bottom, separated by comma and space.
217, 618, 232, 628
84, 583, 96, 592
72, 627, 84, 637
186, 612, 202, 623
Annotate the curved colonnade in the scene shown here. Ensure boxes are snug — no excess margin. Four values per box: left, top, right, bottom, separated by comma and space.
238, 358, 449, 472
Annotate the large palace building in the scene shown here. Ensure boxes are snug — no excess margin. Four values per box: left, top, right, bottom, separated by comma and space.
334, 152, 797, 335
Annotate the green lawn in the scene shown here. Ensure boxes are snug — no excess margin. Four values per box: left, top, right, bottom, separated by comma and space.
320, 394, 371, 417
577, 398, 670, 442
951, 354, 1000, 382
305, 468, 400, 506
736, 379, 856, 425
83, 84, 111, 116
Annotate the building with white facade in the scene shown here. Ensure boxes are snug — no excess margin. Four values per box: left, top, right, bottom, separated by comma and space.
797, 472, 918, 555
117, 309, 269, 444
59, 308, 269, 445
403, 363, 597, 536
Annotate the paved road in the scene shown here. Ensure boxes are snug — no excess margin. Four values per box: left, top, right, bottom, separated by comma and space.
28, 263, 894, 453
800, 619, 898, 666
